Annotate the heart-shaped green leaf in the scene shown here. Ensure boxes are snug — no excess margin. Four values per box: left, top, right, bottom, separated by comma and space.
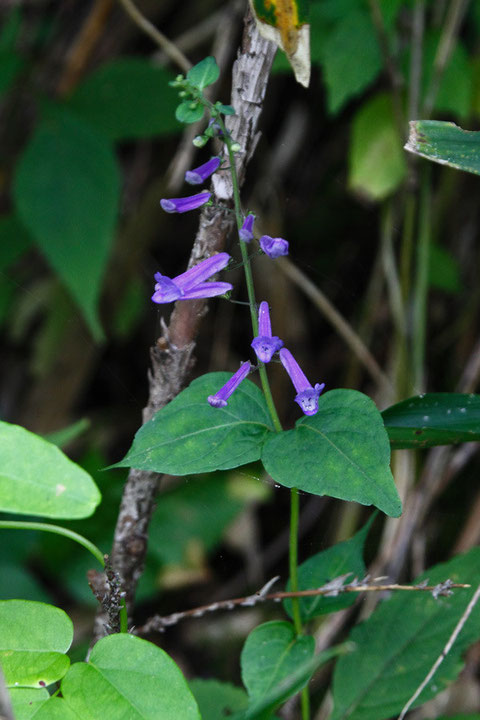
113, 373, 274, 474
262, 390, 401, 517
0, 600, 72, 688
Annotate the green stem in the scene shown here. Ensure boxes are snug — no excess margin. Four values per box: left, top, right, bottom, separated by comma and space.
412, 166, 431, 391
289, 488, 302, 635
215, 109, 307, 719
0, 520, 105, 567
119, 597, 129, 633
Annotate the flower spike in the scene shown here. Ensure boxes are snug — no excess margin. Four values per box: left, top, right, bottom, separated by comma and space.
160, 191, 211, 214
279, 348, 325, 416
259, 235, 289, 258
208, 361, 252, 408
152, 253, 232, 304
239, 214, 255, 242
251, 301, 283, 363
185, 157, 221, 185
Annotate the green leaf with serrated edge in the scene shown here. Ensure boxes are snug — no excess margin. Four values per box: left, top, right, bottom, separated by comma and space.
284, 515, 374, 621
331, 547, 480, 720
382, 393, 480, 449
175, 101, 205, 124
66, 58, 179, 140
13, 108, 120, 341
349, 93, 407, 201
405, 121, 480, 175
113, 373, 274, 474
0, 421, 101, 519
0, 600, 72, 688
233, 644, 349, 720
59, 634, 201, 719
8, 687, 50, 720
186, 56, 219, 90
189, 680, 248, 720
261, 389, 401, 517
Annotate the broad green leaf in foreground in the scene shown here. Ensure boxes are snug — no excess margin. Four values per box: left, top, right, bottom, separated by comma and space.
284, 516, 374, 621
14, 109, 120, 340
235, 643, 349, 720
262, 389, 401, 517
66, 58, 179, 140
0, 421, 101, 519
8, 687, 50, 720
189, 679, 248, 720
56, 634, 200, 719
113, 373, 274, 474
382, 393, 480, 449
0, 600, 72, 688
241, 621, 315, 705
330, 547, 480, 720
405, 121, 480, 175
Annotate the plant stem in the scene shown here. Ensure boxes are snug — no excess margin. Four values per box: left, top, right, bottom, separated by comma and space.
412, 166, 431, 391
0, 520, 105, 567
218, 110, 308, 719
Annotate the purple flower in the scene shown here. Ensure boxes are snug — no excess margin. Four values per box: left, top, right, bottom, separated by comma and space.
239, 214, 255, 242
152, 252, 232, 304
259, 235, 289, 258
185, 157, 221, 185
208, 361, 251, 408
160, 191, 211, 214
251, 301, 283, 363
279, 348, 325, 416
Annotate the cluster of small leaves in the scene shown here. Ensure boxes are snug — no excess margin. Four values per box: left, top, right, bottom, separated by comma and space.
170, 56, 234, 127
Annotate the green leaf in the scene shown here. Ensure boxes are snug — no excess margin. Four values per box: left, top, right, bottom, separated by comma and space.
405, 121, 480, 175
59, 634, 201, 719
66, 58, 179, 140
382, 393, 480, 449
349, 93, 407, 201
175, 101, 205, 124
235, 644, 349, 720
421, 33, 473, 120
13, 109, 120, 340
0, 421, 101, 519
284, 516, 374, 621
148, 474, 246, 566
24, 697, 80, 719
0, 600, 72, 688
8, 687, 50, 720
331, 547, 480, 720
186, 56, 219, 90
44, 418, 91, 449
189, 680, 248, 720
113, 373, 274, 474
216, 103, 235, 115
0, 214, 31, 270
321, 9, 382, 114
261, 389, 401, 517
241, 622, 315, 707
429, 243, 461, 293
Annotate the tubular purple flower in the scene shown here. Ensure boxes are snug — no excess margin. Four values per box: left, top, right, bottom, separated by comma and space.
259, 235, 289, 258
152, 252, 232, 304
160, 191, 211, 214
279, 348, 325, 416
239, 214, 255, 242
251, 301, 283, 363
185, 157, 221, 185
208, 361, 252, 408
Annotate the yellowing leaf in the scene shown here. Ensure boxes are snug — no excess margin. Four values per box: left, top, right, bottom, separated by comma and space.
249, 0, 311, 87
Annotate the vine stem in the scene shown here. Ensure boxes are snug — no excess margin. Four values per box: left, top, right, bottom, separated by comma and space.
0, 520, 104, 567
216, 112, 308, 718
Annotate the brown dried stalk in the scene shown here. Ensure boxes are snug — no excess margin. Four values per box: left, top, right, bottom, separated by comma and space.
92, 8, 276, 641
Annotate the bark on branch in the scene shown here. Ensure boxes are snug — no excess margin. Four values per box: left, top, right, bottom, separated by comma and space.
92, 9, 276, 641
